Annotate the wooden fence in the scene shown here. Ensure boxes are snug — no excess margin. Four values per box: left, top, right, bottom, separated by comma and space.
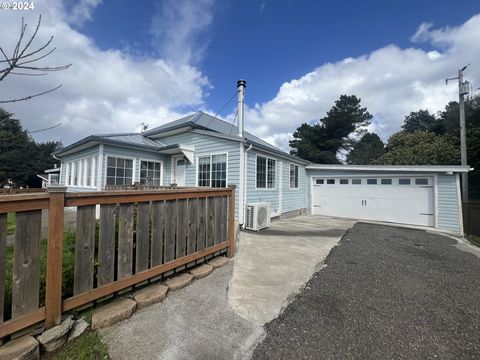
0, 186, 235, 338
463, 201, 480, 237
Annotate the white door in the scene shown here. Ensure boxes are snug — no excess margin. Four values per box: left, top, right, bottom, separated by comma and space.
172, 156, 186, 186
312, 176, 434, 227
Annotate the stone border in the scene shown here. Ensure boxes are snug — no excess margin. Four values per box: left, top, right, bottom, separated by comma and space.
0, 256, 230, 359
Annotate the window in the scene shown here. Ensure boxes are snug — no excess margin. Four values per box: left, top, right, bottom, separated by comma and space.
197, 154, 227, 188
256, 156, 276, 189
340, 179, 349, 185
49, 174, 59, 185
290, 164, 299, 188
327, 179, 335, 184
352, 179, 361, 185
381, 178, 392, 185
140, 161, 162, 186
315, 179, 324, 185
367, 178, 377, 185
399, 178, 411, 185
212, 154, 227, 187
106, 157, 133, 186
65, 156, 96, 187
415, 178, 429, 185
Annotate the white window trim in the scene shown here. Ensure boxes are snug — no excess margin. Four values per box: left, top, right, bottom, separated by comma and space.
105, 155, 136, 186
195, 152, 229, 188
289, 163, 299, 190
255, 155, 276, 190
139, 158, 164, 186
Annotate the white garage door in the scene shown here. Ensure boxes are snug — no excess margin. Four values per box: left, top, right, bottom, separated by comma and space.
312, 176, 434, 227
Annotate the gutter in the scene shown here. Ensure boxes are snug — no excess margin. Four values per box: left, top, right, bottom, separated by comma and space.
242, 143, 253, 229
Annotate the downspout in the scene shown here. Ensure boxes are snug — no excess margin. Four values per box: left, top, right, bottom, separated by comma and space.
242, 143, 253, 229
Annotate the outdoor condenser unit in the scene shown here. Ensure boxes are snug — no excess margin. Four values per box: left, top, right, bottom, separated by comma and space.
245, 202, 272, 231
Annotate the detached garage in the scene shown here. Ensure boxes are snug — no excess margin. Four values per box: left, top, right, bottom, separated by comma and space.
306, 165, 471, 235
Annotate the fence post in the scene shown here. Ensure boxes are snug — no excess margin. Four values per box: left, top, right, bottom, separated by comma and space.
227, 185, 236, 258
45, 186, 66, 329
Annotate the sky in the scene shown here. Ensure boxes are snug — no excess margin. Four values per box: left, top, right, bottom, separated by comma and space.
1, 0, 480, 151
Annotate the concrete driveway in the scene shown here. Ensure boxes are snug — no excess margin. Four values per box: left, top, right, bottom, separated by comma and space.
100, 215, 353, 360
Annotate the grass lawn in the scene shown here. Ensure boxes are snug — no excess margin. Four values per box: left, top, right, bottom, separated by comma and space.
7, 212, 15, 235
45, 332, 109, 360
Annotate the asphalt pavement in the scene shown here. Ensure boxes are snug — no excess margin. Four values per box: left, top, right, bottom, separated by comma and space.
252, 223, 480, 360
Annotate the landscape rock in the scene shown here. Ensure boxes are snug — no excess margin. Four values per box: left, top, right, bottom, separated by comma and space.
189, 264, 213, 279
67, 319, 89, 342
165, 273, 194, 291
36, 316, 74, 353
134, 284, 168, 310
0, 336, 39, 360
91, 299, 137, 330
208, 256, 229, 269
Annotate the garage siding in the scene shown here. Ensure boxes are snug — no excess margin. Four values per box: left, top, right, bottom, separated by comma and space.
437, 174, 461, 233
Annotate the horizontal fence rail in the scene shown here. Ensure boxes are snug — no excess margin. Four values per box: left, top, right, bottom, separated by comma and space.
0, 186, 236, 338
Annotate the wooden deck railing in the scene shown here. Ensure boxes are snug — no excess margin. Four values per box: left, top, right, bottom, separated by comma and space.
0, 185, 236, 338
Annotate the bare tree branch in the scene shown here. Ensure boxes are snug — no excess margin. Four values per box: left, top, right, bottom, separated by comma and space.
0, 15, 71, 103
0, 85, 62, 104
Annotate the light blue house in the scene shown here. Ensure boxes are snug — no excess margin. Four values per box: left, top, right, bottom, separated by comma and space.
54, 81, 470, 235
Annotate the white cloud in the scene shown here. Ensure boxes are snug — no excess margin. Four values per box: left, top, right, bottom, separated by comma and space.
239, 15, 480, 151
0, 0, 211, 144
66, 0, 103, 27
150, 0, 215, 65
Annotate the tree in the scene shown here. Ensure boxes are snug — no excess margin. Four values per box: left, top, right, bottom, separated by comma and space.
0, 15, 71, 104
374, 131, 459, 166
401, 109, 443, 134
0, 108, 61, 187
346, 132, 384, 165
290, 95, 372, 163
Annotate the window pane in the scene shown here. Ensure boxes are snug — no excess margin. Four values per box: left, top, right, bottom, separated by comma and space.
415, 178, 428, 185
290, 164, 299, 188
256, 156, 267, 188
316, 179, 324, 185
107, 157, 116, 167
352, 179, 361, 185
327, 179, 335, 184
212, 154, 227, 188
399, 178, 411, 185
198, 156, 211, 187
367, 179, 377, 185
340, 179, 349, 185
267, 158, 276, 188
381, 178, 392, 185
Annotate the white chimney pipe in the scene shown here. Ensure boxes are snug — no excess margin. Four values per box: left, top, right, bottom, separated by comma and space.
237, 79, 246, 137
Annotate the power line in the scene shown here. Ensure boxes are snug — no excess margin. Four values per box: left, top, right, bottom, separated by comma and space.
205, 89, 239, 129
229, 109, 239, 136
27, 122, 62, 134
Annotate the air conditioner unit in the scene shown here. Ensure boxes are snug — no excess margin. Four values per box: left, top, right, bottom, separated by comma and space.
245, 202, 271, 231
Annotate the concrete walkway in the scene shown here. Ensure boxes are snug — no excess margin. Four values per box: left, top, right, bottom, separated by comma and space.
229, 216, 355, 325
99, 215, 353, 359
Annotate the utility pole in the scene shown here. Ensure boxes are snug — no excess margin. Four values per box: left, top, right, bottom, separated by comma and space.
446, 65, 469, 201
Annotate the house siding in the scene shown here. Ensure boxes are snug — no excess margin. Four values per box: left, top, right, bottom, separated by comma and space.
153, 131, 242, 218
246, 149, 280, 215
281, 161, 307, 213
437, 174, 461, 233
